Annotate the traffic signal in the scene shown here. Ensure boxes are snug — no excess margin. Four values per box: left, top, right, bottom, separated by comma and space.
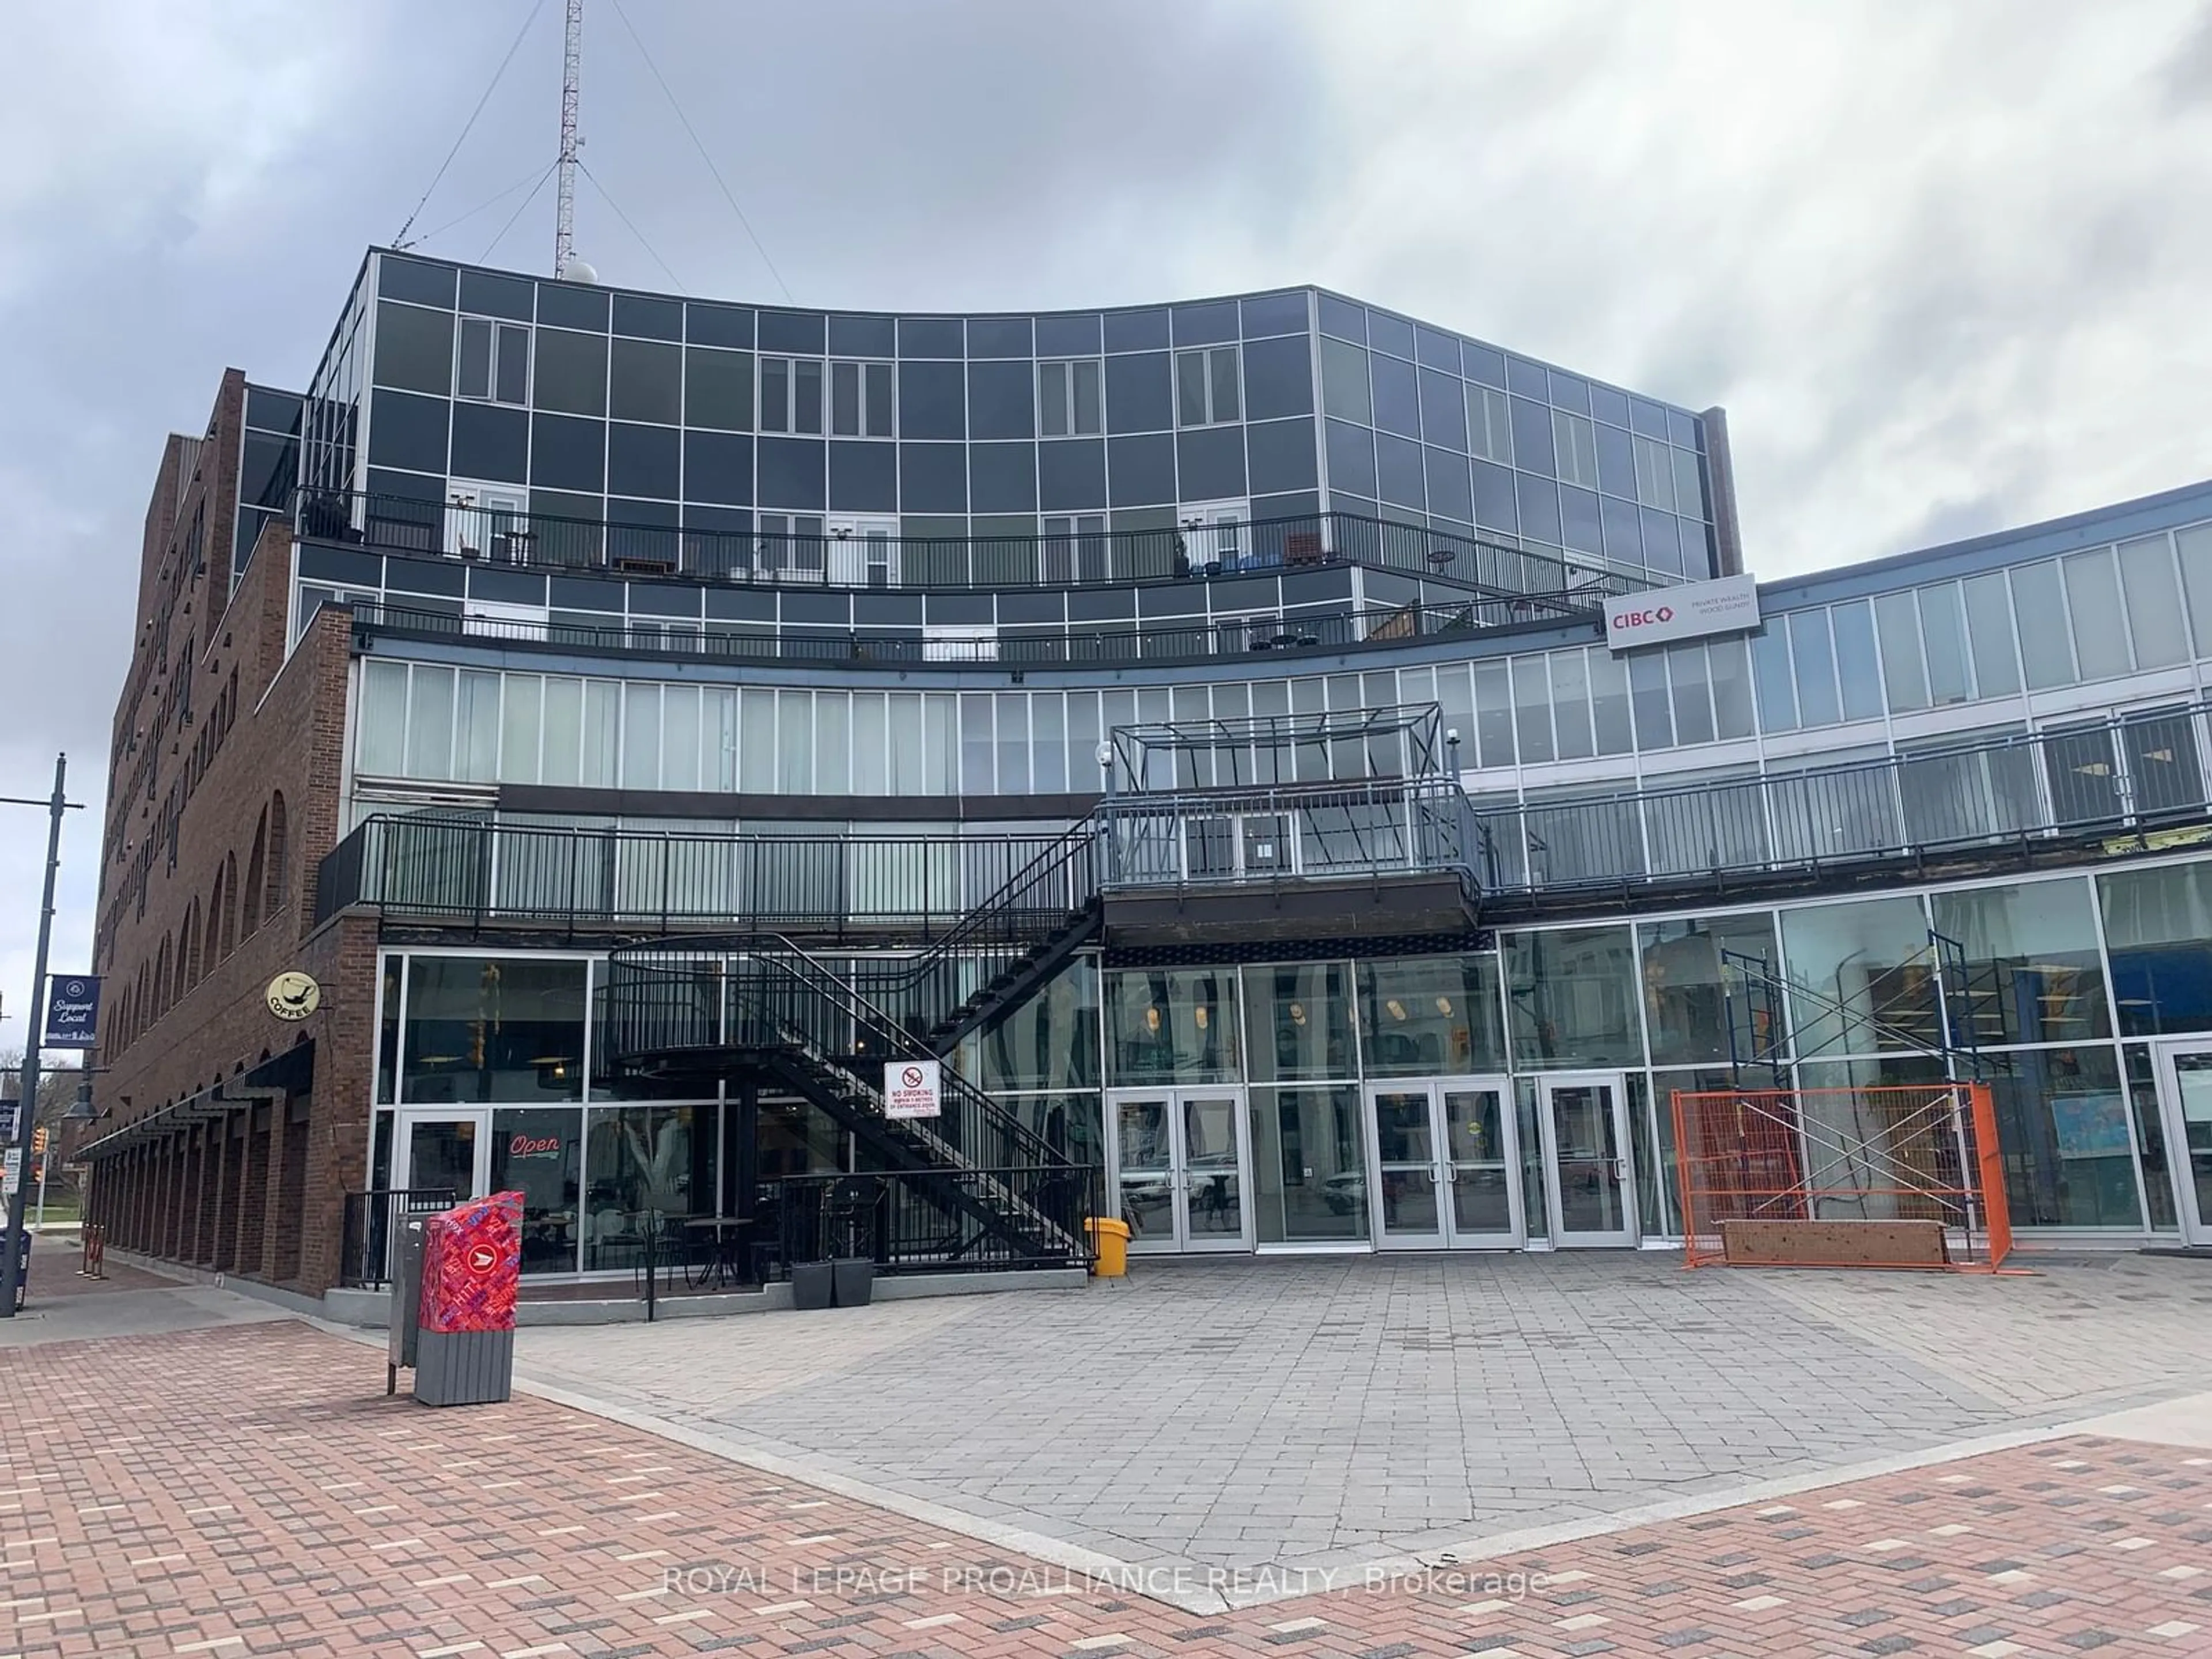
31, 1128, 46, 1156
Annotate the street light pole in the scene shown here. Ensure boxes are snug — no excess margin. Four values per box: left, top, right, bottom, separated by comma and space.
1, 755, 70, 1317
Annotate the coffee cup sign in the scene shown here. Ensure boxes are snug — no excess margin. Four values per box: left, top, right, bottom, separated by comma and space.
883, 1059, 942, 1119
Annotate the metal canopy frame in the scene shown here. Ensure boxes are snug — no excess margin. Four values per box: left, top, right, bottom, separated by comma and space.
1104, 702, 1448, 796
78, 1043, 313, 1162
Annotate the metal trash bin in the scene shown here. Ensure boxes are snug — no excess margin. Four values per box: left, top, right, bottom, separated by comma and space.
827, 1176, 878, 1308
386, 1214, 429, 1395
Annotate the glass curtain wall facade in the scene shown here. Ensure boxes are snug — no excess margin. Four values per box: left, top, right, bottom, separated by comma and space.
314, 251, 1720, 589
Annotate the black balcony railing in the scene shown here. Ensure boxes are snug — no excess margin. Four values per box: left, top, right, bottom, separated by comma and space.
766, 1165, 1100, 1276
317, 702, 2212, 935
338, 1186, 457, 1289
343, 592, 1576, 670
315, 816, 1070, 932
299, 488, 1645, 605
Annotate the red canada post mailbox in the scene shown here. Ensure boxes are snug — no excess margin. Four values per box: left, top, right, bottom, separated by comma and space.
414, 1191, 523, 1407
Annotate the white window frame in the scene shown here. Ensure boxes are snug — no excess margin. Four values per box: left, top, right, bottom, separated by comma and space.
455, 316, 530, 406
1553, 410, 1599, 490
1038, 359, 1103, 437
830, 359, 895, 438
1468, 384, 1512, 465
1175, 345, 1241, 427
759, 357, 825, 435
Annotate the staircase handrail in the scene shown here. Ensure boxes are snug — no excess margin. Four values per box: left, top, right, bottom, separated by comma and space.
732, 934, 1074, 1170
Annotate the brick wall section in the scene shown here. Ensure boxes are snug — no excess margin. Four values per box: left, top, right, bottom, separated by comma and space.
89, 460, 378, 1294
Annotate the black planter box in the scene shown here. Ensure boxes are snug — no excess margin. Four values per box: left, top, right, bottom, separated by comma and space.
790, 1261, 834, 1310
832, 1257, 874, 1308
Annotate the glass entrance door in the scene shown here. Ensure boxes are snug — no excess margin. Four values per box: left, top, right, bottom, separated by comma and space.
1109, 1090, 1252, 1253
1537, 1074, 1637, 1247
396, 1110, 489, 1202
2154, 1043, 2212, 1245
1366, 1079, 1521, 1248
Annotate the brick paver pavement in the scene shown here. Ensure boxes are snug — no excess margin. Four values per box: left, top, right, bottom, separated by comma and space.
3, 1319, 2210, 1658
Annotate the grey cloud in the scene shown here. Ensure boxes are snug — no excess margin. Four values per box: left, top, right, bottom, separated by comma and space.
0, 0, 2207, 1006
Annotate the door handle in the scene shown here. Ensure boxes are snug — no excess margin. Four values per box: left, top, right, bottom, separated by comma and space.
1612, 1158, 1627, 1182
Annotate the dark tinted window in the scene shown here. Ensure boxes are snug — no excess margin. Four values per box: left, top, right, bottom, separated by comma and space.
1669, 409, 1702, 448
758, 310, 826, 354
1371, 354, 1421, 439
756, 435, 825, 509
1316, 292, 1365, 342
530, 412, 604, 490
1630, 397, 1670, 438
683, 430, 753, 505
450, 402, 528, 483
367, 390, 449, 474
1418, 368, 1468, 450
1177, 426, 1245, 500
1415, 326, 1459, 371
1102, 308, 1170, 353
684, 347, 753, 430
609, 337, 681, 425
1240, 291, 1308, 337
1325, 419, 1377, 498
373, 302, 454, 395
1596, 422, 1635, 499
1589, 384, 1631, 427
1105, 352, 1173, 433
533, 327, 608, 416
1509, 396, 1556, 475
537, 281, 609, 331
967, 361, 1035, 440
1106, 433, 1175, 505
1548, 370, 1591, 415
458, 270, 533, 321
1516, 474, 1562, 544
967, 316, 1033, 358
1038, 439, 1107, 510
246, 387, 304, 434
1035, 313, 1103, 356
829, 314, 896, 357
1368, 311, 1416, 361
239, 431, 296, 509
1241, 334, 1313, 421
608, 422, 680, 498
1171, 300, 1238, 346
1425, 448, 1472, 521
897, 317, 964, 357
898, 360, 965, 440
1246, 418, 1317, 494
378, 256, 456, 308
1375, 431, 1425, 509
969, 442, 1037, 513
1471, 459, 1517, 535
1462, 342, 1506, 388
1600, 494, 1642, 563
1560, 483, 1602, 555
613, 293, 683, 341
1505, 357, 1548, 398
687, 303, 754, 348
828, 441, 897, 511
900, 441, 967, 512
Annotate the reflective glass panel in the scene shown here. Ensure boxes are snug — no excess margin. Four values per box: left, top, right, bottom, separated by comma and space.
1358, 955, 1508, 1075
1638, 912, 1782, 1066
402, 955, 585, 1103
1243, 963, 1354, 1084
1249, 1085, 1366, 1242
1930, 879, 2109, 1046
1106, 969, 1241, 1084
1779, 897, 1938, 1058
1504, 927, 1639, 1067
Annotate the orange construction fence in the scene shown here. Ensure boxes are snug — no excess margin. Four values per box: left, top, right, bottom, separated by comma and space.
1672, 1084, 2012, 1272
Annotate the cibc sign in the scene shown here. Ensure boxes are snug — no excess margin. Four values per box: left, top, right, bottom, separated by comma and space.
1605, 574, 1760, 652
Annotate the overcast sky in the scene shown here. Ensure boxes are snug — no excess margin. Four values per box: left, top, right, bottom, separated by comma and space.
1, 0, 2207, 1025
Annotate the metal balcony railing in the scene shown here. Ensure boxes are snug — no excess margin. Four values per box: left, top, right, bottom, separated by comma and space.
342, 593, 1575, 670
315, 816, 1069, 933
314, 703, 2212, 932
298, 489, 1644, 605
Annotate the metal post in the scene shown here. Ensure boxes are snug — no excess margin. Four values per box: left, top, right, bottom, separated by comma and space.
2, 755, 69, 1317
